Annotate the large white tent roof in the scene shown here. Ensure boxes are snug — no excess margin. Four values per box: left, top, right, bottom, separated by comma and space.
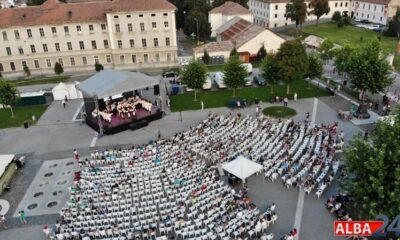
222, 155, 262, 181
0, 154, 15, 177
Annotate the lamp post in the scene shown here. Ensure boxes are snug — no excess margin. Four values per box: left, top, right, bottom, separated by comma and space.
194, 17, 199, 46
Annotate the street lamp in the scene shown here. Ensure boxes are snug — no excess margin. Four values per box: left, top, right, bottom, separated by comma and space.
194, 17, 199, 46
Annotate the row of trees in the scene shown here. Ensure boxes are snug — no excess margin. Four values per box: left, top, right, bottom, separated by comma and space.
21, 62, 104, 78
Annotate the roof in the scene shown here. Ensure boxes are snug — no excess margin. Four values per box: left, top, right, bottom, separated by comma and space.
0, 154, 14, 177
209, 1, 251, 15
76, 70, 159, 98
302, 35, 341, 49
0, 0, 176, 28
216, 17, 267, 48
254, 0, 378, 3
19, 90, 47, 97
222, 155, 263, 181
193, 41, 234, 54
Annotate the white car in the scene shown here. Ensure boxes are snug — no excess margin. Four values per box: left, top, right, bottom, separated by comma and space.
245, 76, 253, 86
241, 63, 253, 75
186, 75, 213, 91
212, 72, 227, 89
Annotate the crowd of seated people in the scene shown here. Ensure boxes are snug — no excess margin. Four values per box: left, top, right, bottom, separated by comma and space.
326, 193, 350, 221
92, 96, 153, 123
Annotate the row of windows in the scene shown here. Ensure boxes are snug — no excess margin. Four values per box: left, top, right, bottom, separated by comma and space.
113, 12, 169, 19
115, 21, 169, 33
356, 12, 384, 21
0, 53, 174, 72
357, 3, 385, 12
4, 37, 171, 56
251, 2, 348, 17
1, 24, 107, 41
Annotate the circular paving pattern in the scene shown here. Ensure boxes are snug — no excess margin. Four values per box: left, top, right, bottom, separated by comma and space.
47, 202, 58, 208
44, 172, 53, 177
66, 162, 74, 166
57, 180, 67, 185
52, 190, 63, 196
27, 203, 38, 210
49, 164, 58, 168
33, 192, 43, 198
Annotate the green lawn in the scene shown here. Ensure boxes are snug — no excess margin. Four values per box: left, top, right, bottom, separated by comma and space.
0, 105, 48, 129
170, 79, 328, 112
8, 76, 70, 87
263, 106, 297, 118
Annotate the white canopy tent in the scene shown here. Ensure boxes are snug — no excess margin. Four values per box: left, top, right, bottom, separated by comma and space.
52, 82, 83, 100
0, 154, 15, 177
222, 155, 263, 182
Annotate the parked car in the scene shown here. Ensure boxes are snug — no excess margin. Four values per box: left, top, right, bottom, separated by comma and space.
245, 76, 253, 86
253, 75, 267, 86
186, 75, 213, 91
211, 72, 227, 89
163, 71, 179, 79
241, 63, 253, 75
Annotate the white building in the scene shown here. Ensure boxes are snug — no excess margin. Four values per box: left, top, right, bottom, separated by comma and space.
350, 0, 397, 25
209, 1, 253, 37
0, 0, 178, 79
194, 17, 285, 61
0, 0, 15, 8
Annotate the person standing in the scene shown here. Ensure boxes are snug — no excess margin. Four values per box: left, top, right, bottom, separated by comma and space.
294, 92, 298, 102
18, 210, 27, 224
201, 101, 204, 111
62, 99, 66, 108
0, 215, 7, 229
283, 97, 288, 107
255, 105, 259, 116
73, 149, 80, 161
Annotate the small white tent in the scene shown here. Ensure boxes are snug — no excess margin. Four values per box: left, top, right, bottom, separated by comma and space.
0, 154, 15, 177
52, 82, 83, 100
222, 155, 263, 182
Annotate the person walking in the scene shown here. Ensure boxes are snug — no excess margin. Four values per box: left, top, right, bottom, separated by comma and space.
0, 215, 7, 229
294, 92, 298, 102
18, 210, 27, 224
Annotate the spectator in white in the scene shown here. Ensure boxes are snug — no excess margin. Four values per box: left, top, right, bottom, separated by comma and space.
0, 215, 7, 229
294, 92, 298, 102
270, 203, 276, 211
237, 211, 243, 219
261, 219, 268, 232
62, 99, 66, 108
73, 149, 79, 161
255, 221, 262, 236
256, 105, 259, 116
284, 97, 288, 107
43, 225, 51, 239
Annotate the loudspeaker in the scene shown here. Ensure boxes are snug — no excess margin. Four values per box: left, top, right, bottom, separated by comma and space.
154, 85, 160, 95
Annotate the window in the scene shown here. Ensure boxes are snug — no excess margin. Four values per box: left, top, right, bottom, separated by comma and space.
167, 53, 171, 62
22, 61, 27, 68
67, 42, 72, 51
380, 16, 383, 21
10, 62, 15, 71
89, 25, 94, 32
101, 24, 106, 30
132, 54, 136, 63
91, 40, 97, 49
2, 31, 7, 41
152, 22, 157, 29
0, 63, 3, 72
163, 13, 168, 16
34, 60, 40, 69
27, 29, 32, 38
55, 43, 60, 51
14, 30, 20, 39
275, 14, 277, 18
340, 2, 342, 7
46, 59, 52, 68
367, 14, 369, 18
115, 24, 120, 32
139, 14, 143, 17
106, 55, 112, 63
154, 38, 159, 47
6, 47, 11, 56
30, 44, 36, 53
128, 23, 133, 32
51, 27, 57, 34
104, 40, 109, 49
144, 54, 148, 63
64, 26, 69, 34
114, 15, 119, 18
275, 5, 278, 10
18, 47, 24, 55
58, 58, 63, 66
130, 39, 134, 48
368, 4, 370, 10
43, 44, 48, 52
164, 21, 169, 28
119, 55, 125, 63
155, 53, 160, 62
127, 15, 131, 18
82, 56, 87, 65
76, 25, 81, 32
117, 40, 123, 49
374, 5, 376, 10
345, 2, 348, 7
151, 13, 156, 17
79, 41, 85, 50
70, 57, 75, 66
142, 38, 147, 48
94, 56, 99, 64
140, 23, 145, 31
39, 28, 45, 37
274, 23, 277, 28
166, 37, 170, 46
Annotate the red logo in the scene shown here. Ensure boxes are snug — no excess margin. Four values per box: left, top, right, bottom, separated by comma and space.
334, 221, 385, 236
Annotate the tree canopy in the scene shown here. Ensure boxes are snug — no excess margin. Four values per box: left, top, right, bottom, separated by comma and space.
0, 79, 19, 117
334, 44, 355, 74
285, 0, 307, 30
257, 45, 267, 60
202, 50, 210, 64
261, 53, 280, 94
347, 40, 392, 100
306, 53, 323, 79
343, 107, 400, 219
54, 62, 64, 75
181, 60, 207, 100
309, 0, 330, 26
276, 40, 309, 94
319, 39, 334, 61
223, 55, 247, 96
384, 9, 400, 37
184, 10, 211, 39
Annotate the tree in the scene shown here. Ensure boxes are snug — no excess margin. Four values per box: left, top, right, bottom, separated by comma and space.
202, 49, 210, 64
23, 65, 31, 78
285, 0, 307, 30
54, 62, 64, 75
276, 40, 309, 94
95, 63, 104, 72
347, 40, 393, 101
331, 11, 342, 22
334, 44, 355, 75
337, 17, 345, 28
257, 45, 267, 60
309, 0, 330, 26
212, 0, 249, 8
306, 53, 323, 79
0, 80, 19, 117
343, 107, 400, 219
230, 47, 238, 57
183, 10, 211, 39
319, 39, 334, 62
181, 60, 207, 101
26, 0, 45, 5
223, 55, 247, 97
261, 53, 280, 94
384, 9, 400, 37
